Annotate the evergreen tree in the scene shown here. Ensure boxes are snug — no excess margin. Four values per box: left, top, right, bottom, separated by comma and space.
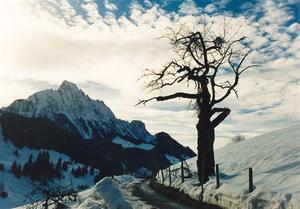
83, 166, 88, 175
27, 151, 56, 182
14, 149, 20, 158
0, 163, 4, 172
94, 173, 102, 183
56, 157, 62, 170
0, 182, 8, 198
71, 168, 75, 175
54, 160, 62, 179
11, 161, 22, 178
89, 167, 94, 175
62, 161, 68, 172
15, 164, 22, 178
73, 166, 88, 178
23, 154, 33, 176
11, 161, 17, 174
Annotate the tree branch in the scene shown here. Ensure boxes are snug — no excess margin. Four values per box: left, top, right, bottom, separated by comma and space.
211, 108, 231, 128
137, 92, 201, 106
213, 52, 256, 104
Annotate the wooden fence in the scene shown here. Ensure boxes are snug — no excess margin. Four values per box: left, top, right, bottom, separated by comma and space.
157, 161, 255, 193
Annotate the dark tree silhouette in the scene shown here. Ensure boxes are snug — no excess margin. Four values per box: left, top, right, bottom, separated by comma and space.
11, 160, 22, 178
0, 163, 4, 172
25, 182, 77, 209
0, 182, 8, 198
138, 25, 258, 184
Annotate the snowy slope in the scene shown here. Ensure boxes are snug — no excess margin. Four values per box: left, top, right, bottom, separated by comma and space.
158, 124, 300, 209
112, 136, 154, 150
0, 127, 96, 209
3, 81, 155, 143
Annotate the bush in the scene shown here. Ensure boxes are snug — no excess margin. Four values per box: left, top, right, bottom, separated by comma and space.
231, 134, 246, 144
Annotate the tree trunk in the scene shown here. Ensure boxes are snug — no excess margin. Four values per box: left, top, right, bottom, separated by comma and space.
196, 106, 215, 184
196, 77, 216, 184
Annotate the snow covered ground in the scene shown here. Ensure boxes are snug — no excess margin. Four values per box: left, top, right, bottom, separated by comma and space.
158, 124, 300, 209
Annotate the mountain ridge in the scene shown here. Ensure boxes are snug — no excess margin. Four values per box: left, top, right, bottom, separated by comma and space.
3, 81, 155, 143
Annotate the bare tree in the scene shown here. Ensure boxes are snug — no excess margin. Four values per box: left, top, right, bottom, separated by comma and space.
138, 23, 258, 184
25, 181, 77, 209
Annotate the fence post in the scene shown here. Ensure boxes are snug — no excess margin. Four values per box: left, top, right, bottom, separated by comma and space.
216, 164, 220, 189
168, 166, 171, 186
181, 161, 184, 183
249, 167, 254, 193
161, 169, 165, 182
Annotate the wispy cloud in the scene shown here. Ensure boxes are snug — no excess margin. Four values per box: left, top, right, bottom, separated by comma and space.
79, 81, 120, 100
16, 79, 58, 90
0, 0, 299, 151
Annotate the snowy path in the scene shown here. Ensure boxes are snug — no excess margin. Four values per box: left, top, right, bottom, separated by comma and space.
131, 180, 197, 209
119, 179, 218, 209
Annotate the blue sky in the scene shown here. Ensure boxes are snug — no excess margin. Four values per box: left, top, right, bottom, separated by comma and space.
0, 0, 299, 150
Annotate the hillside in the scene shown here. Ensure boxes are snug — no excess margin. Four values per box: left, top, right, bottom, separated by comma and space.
158, 124, 300, 209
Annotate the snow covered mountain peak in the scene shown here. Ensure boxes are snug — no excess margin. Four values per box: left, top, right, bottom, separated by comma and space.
3, 81, 155, 143
57, 80, 88, 102
58, 80, 85, 98
60, 80, 79, 90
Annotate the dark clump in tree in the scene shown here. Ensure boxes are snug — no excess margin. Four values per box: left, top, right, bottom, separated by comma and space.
138, 24, 257, 184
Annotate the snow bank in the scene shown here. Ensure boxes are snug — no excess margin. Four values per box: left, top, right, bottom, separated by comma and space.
95, 177, 133, 209
114, 174, 137, 184
72, 187, 104, 209
158, 124, 300, 209
75, 198, 104, 209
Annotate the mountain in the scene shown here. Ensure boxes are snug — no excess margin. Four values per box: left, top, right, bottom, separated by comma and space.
4, 81, 154, 143
0, 81, 195, 178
